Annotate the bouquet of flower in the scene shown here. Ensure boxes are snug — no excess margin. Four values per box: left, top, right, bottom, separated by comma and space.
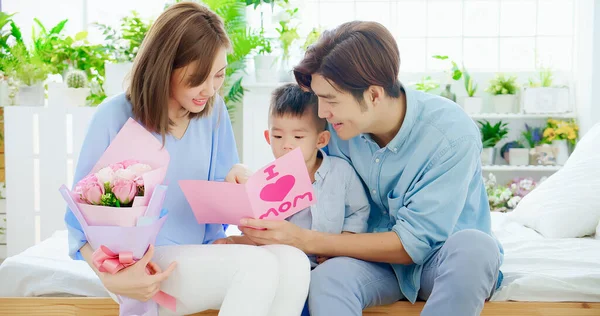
60, 118, 176, 316
543, 119, 579, 145
77, 160, 150, 207
484, 173, 542, 212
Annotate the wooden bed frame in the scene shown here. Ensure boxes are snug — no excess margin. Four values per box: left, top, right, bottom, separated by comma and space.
0, 297, 599, 316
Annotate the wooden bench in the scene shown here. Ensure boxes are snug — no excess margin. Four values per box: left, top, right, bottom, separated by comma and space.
1, 297, 599, 316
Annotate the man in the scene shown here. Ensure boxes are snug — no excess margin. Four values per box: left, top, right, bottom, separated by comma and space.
237, 21, 503, 316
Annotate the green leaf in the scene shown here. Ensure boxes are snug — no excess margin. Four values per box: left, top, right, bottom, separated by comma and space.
432, 55, 448, 60
75, 31, 88, 41
33, 18, 47, 35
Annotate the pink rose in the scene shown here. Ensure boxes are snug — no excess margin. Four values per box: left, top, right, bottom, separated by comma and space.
121, 159, 139, 169
74, 174, 98, 194
109, 163, 125, 171
112, 178, 137, 205
79, 175, 104, 205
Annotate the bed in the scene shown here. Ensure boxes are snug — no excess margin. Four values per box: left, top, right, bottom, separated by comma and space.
1, 212, 599, 315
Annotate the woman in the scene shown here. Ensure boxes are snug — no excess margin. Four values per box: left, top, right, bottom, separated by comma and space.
64, 3, 310, 315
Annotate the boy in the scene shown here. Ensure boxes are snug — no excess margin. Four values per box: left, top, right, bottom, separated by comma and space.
217, 83, 370, 267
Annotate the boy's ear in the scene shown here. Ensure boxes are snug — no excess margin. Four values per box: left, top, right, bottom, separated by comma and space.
264, 130, 271, 145
317, 130, 330, 149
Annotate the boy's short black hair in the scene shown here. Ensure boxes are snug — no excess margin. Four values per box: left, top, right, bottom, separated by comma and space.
270, 83, 327, 131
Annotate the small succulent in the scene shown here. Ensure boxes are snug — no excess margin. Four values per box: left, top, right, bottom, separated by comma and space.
65, 69, 88, 89
486, 73, 519, 95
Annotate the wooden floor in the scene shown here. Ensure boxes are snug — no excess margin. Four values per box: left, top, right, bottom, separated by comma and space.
0, 298, 599, 316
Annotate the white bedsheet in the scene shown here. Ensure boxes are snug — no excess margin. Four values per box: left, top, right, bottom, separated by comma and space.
0, 230, 108, 297
489, 212, 600, 302
1, 214, 599, 301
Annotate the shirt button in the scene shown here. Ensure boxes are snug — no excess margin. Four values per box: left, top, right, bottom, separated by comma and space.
375, 158, 380, 163
372, 189, 377, 195
393, 147, 398, 152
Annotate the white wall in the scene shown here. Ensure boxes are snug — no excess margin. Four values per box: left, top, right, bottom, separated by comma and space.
592, 0, 600, 128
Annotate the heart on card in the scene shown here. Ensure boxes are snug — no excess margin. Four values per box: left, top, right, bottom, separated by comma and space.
259, 175, 295, 202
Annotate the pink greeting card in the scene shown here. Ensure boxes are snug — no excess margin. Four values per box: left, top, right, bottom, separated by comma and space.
179, 148, 315, 225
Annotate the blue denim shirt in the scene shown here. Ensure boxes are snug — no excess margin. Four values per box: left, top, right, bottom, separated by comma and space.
326, 87, 504, 303
288, 149, 370, 266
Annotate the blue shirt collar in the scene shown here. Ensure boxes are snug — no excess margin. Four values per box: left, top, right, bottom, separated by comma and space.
360, 86, 418, 154
314, 148, 331, 182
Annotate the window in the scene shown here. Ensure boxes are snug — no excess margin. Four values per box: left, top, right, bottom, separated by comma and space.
254, 0, 576, 72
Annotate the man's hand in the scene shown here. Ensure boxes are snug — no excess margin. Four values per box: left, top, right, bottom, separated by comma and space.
225, 164, 253, 184
239, 219, 312, 252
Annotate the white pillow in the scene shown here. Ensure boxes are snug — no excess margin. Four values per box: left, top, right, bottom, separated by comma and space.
596, 220, 600, 240
508, 123, 600, 238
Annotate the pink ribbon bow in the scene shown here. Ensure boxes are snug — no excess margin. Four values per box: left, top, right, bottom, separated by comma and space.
92, 245, 177, 312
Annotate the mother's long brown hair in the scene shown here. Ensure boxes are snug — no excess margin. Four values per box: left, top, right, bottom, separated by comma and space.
126, 2, 231, 141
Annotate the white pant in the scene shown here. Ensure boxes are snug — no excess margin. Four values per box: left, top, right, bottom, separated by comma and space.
110, 244, 311, 316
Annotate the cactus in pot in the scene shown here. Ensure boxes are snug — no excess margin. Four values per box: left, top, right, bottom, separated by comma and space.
65, 69, 88, 89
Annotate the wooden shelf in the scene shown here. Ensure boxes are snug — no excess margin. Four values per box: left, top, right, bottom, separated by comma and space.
470, 113, 576, 120
482, 165, 562, 172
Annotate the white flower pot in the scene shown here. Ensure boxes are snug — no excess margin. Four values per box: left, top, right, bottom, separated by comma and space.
462, 97, 483, 114
491, 94, 517, 113
254, 55, 278, 83
522, 87, 570, 114
104, 62, 133, 98
552, 139, 570, 165
17, 82, 45, 106
509, 148, 529, 166
0, 80, 8, 106
48, 83, 90, 107
481, 147, 496, 165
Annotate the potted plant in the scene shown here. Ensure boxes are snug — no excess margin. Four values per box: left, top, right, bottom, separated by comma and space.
486, 74, 520, 113
6, 44, 52, 106
522, 67, 570, 114
253, 30, 278, 83
521, 124, 547, 165
94, 11, 151, 98
542, 118, 578, 165
501, 141, 529, 166
478, 120, 509, 165
275, 2, 300, 82
48, 69, 91, 107
461, 67, 482, 113
432, 55, 462, 102
413, 76, 440, 93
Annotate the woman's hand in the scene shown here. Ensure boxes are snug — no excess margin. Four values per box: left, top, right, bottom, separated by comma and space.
225, 164, 253, 184
97, 245, 177, 302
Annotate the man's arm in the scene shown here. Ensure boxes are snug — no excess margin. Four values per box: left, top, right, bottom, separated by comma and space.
307, 231, 412, 264
241, 137, 480, 266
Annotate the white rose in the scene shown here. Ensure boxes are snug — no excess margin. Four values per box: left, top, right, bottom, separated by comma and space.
126, 163, 152, 178
95, 167, 115, 184
115, 168, 137, 181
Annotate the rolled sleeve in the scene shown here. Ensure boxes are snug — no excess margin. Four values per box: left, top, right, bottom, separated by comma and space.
391, 136, 479, 265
